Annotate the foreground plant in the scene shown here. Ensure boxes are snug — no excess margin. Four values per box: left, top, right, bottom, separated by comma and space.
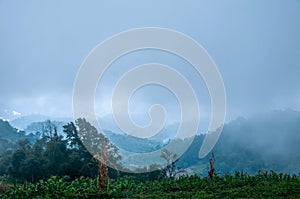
1, 171, 299, 198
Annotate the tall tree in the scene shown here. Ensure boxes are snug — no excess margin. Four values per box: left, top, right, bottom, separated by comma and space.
63, 122, 96, 178
75, 118, 121, 167
75, 118, 122, 188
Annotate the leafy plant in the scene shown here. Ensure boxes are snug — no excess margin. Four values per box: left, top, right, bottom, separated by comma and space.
1, 171, 299, 198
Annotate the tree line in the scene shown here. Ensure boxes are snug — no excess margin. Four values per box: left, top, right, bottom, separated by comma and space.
0, 118, 169, 183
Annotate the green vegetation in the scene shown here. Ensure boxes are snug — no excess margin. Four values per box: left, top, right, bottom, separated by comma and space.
1, 110, 300, 178
0, 119, 37, 148
0, 111, 300, 198
0, 120, 100, 182
1, 171, 300, 198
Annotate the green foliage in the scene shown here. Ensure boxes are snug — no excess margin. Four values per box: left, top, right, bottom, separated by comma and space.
1, 171, 300, 198
0, 119, 37, 154
0, 120, 100, 182
0, 119, 126, 183
75, 118, 122, 167
1, 110, 300, 180
1, 176, 98, 198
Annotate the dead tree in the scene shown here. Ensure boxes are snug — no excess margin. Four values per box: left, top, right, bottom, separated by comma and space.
208, 152, 216, 181
94, 145, 109, 191
160, 149, 186, 179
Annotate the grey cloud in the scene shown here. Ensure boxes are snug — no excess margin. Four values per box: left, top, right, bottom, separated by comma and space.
0, 0, 299, 123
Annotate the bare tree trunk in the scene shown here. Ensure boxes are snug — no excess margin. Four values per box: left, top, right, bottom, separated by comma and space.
208, 152, 216, 181
97, 160, 108, 191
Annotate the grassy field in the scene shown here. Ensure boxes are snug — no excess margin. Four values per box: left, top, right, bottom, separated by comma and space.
1, 171, 300, 198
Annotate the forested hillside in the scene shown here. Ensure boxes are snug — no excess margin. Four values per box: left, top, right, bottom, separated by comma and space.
0, 110, 299, 180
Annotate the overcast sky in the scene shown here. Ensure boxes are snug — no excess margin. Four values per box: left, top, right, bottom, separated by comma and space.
0, 0, 300, 129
